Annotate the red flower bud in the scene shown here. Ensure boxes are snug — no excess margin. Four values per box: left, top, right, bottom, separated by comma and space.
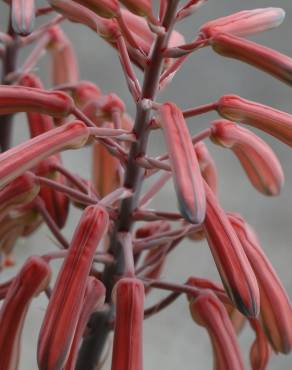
200, 8, 285, 38
0, 256, 51, 370
63, 277, 106, 370
38, 205, 109, 370
158, 102, 206, 224
203, 183, 260, 317
0, 121, 89, 188
11, 0, 35, 36
229, 213, 292, 354
211, 33, 292, 86
210, 119, 284, 195
0, 85, 74, 117
111, 278, 145, 370
189, 291, 244, 370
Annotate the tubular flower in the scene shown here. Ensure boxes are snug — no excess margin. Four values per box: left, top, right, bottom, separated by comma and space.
69, 81, 101, 108
49, 0, 120, 41
92, 141, 122, 198
0, 172, 40, 221
158, 102, 206, 224
203, 183, 260, 317
189, 291, 244, 370
0, 121, 89, 188
216, 94, 292, 146
0, 85, 74, 117
38, 205, 109, 370
249, 319, 271, 370
186, 276, 246, 334
210, 33, 292, 86
194, 142, 218, 194
228, 213, 292, 354
19, 74, 70, 228
0, 256, 51, 370
111, 278, 144, 370
200, 8, 285, 39
11, 0, 35, 36
47, 26, 79, 86
63, 277, 106, 370
210, 119, 284, 196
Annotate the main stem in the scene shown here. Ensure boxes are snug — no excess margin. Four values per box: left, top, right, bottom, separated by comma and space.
0, 17, 18, 152
76, 2, 180, 369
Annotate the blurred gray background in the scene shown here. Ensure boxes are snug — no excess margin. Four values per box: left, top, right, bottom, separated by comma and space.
1, 0, 292, 369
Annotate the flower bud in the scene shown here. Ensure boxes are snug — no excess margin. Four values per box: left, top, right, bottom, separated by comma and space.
111, 278, 144, 370
229, 213, 292, 354
63, 277, 106, 370
0, 85, 74, 117
158, 102, 206, 224
217, 94, 292, 146
200, 8, 285, 38
210, 119, 284, 195
0, 121, 89, 188
195, 142, 218, 194
48, 26, 79, 85
211, 33, 292, 86
11, 0, 35, 36
38, 205, 109, 370
249, 319, 271, 370
0, 256, 51, 370
92, 141, 121, 197
49, 0, 120, 41
203, 183, 260, 317
189, 291, 244, 370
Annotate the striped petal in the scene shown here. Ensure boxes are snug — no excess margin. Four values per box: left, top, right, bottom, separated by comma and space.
203, 183, 260, 317
158, 102, 206, 224
229, 213, 292, 353
210, 119, 284, 195
0, 256, 51, 370
38, 205, 109, 370
217, 94, 292, 146
111, 278, 144, 370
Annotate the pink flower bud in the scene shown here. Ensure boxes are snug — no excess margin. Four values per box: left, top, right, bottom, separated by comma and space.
189, 291, 244, 370
111, 278, 144, 370
210, 119, 284, 195
92, 141, 121, 197
194, 142, 218, 194
186, 276, 246, 334
70, 81, 101, 107
49, 0, 120, 41
210, 33, 292, 86
63, 277, 106, 370
229, 213, 292, 354
0, 121, 89, 188
249, 319, 271, 370
0, 85, 74, 117
217, 94, 292, 146
48, 26, 79, 85
11, 0, 35, 36
0, 256, 51, 370
203, 183, 260, 317
200, 8, 285, 38
158, 102, 206, 224
38, 205, 109, 370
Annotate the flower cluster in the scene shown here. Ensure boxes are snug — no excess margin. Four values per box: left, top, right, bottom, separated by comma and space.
0, 1, 291, 370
